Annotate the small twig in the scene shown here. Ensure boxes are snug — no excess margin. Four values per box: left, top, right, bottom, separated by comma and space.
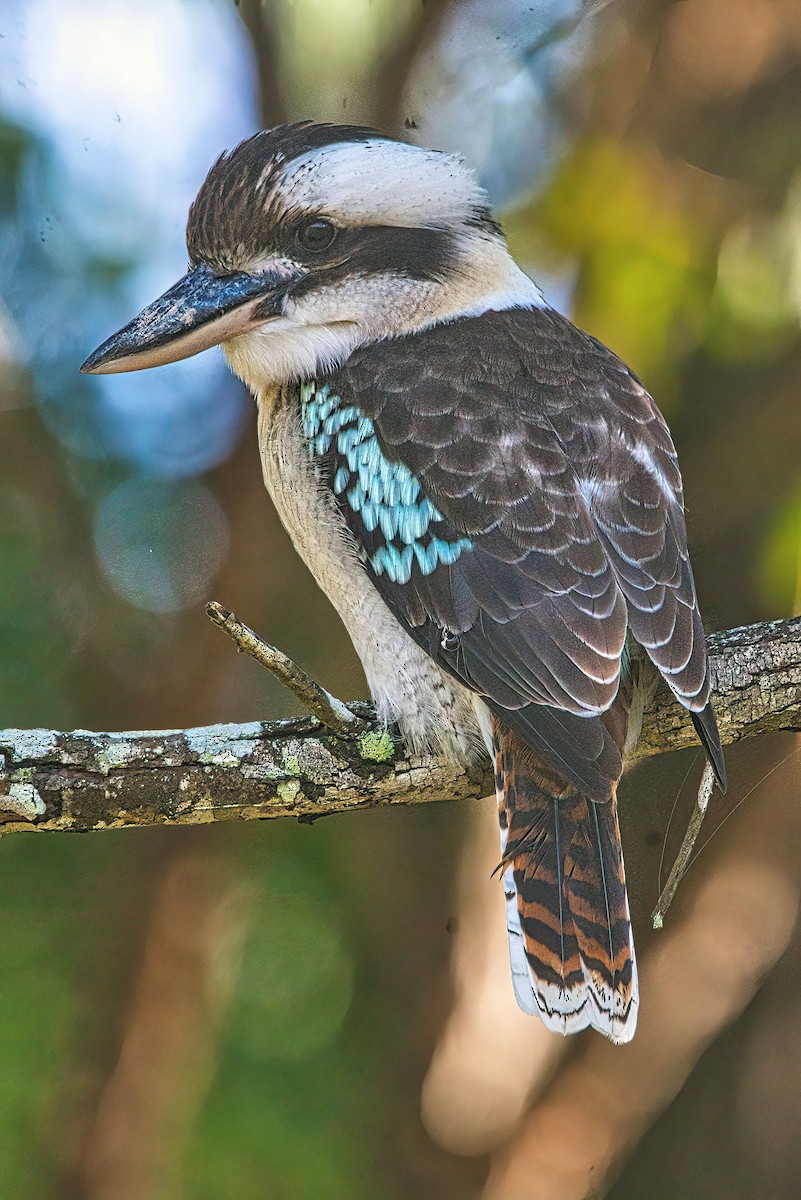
205, 601, 367, 738
652, 761, 716, 928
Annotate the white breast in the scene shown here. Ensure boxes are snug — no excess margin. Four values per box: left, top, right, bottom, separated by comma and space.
257, 393, 484, 766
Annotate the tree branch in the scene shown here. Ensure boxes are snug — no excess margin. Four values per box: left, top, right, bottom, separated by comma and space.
0, 617, 799, 834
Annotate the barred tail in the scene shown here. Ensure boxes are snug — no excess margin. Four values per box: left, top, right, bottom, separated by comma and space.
493, 718, 638, 1043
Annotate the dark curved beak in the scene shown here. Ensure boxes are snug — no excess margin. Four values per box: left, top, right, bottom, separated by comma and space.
80, 262, 301, 375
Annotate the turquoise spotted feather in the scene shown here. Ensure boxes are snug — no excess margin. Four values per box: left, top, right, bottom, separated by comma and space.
300, 382, 471, 585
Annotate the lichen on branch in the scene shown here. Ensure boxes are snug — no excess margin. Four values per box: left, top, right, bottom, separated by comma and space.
0, 616, 799, 835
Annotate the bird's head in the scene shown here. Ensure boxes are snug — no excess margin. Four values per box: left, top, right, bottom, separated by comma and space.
81, 122, 541, 387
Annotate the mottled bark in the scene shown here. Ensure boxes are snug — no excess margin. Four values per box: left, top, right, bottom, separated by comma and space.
636, 616, 801, 758
1, 617, 799, 834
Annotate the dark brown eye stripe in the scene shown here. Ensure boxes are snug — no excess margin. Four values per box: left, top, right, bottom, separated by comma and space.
287, 224, 458, 295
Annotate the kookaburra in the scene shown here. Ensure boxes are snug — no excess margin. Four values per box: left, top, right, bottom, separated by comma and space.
82, 122, 725, 1043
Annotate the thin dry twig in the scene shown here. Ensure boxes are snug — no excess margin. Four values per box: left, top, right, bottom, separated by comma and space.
205, 601, 366, 738
652, 761, 716, 928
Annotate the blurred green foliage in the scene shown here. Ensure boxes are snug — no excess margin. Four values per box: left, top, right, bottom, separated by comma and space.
515, 139, 713, 395
758, 482, 801, 618
0, 488, 76, 728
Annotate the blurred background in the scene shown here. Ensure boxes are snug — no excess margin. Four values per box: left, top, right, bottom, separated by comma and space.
1, 0, 800, 1196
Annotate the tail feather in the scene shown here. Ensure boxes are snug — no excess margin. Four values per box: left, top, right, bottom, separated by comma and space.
691, 702, 727, 793
494, 719, 638, 1043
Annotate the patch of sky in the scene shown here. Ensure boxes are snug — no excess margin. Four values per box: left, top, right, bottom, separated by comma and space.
0, 0, 258, 478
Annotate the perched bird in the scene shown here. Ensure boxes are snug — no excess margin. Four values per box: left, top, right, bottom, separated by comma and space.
82, 122, 725, 1042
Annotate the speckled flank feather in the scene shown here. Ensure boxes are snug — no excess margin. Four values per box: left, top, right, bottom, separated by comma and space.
493, 718, 638, 1042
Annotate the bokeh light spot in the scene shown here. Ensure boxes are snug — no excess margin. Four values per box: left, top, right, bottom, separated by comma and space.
93, 477, 229, 612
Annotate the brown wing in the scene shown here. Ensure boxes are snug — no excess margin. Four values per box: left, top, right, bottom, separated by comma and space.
320, 304, 723, 792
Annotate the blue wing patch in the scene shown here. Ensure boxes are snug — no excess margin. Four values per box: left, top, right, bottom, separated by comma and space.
301, 382, 472, 584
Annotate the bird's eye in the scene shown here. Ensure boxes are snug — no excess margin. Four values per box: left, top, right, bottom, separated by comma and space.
296, 219, 338, 254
